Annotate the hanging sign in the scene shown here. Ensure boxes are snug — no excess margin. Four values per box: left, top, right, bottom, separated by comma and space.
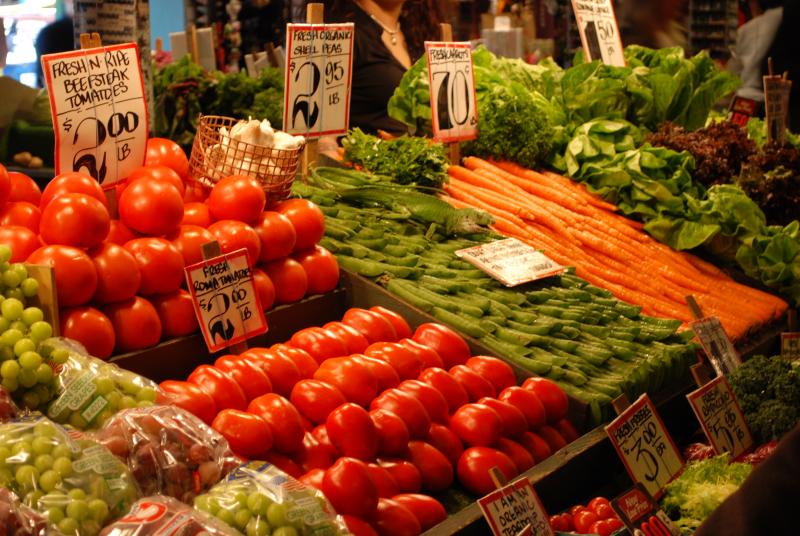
283, 23, 354, 137
426, 41, 479, 143
611, 484, 680, 536
185, 249, 267, 353
456, 238, 564, 287
570, 0, 625, 67
689, 316, 741, 377
41, 43, 148, 187
687, 376, 753, 458
477, 477, 554, 536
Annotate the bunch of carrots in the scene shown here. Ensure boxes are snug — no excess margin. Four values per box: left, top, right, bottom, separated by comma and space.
443, 157, 787, 340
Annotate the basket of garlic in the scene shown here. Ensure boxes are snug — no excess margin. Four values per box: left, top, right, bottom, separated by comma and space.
189, 115, 305, 201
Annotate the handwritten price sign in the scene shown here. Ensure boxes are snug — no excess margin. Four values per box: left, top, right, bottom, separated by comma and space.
605, 395, 684, 499
570, 0, 625, 67
41, 43, 147, 186
477, 478, 554, 536
456, 238, 564, 287
185, 249, 267, 353
283, 24, 354, 137
690, 316, 741, 376
611, 485, 680, 536
426, 42, 478, 143
687, 376, 754, 458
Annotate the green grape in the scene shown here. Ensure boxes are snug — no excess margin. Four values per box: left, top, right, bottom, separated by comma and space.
234, 491, 249, 508
47, 507, 65, 525
66, 499, 89, 521
20, 278, 38, 298
15, 465, 40, 487
4, 288, 24, 302
2, 377, 18, 392
0, 245, 11, 264
0, 317, 9, 332
119, 396, 136, 409
35, 363, 53, 383
24, 490, 44, 506
138, 386, 157, 402
10, 263, 27, 280
29, 320, 53, 342
50, 349, 69, 365
246, 518, 272, 536
51, 444, 72, 459
235, 509, 252, 530
18, 348, 41, 367
31, 436, 53, 456
33, 422, 55, 437
9, 321, 26, 333
267, 502, 290, 527
57, 516, 79, 535
105, 391, 121, 411
39, 469, 62, 492
88, 498, 109, 522
34, 454, 54, 472
2, 269, 21, 288
68, 412, 88, 429
0, 328, 24, 347
0, 468, 12, 487
215, 508, 236, 527
120, 379, 141, 396
67, 488, 86, 501
136, 400, 155, 408
21, 307, 43, 325
11, 440, 32, 456
53, 457, 73, 477
21, 391, 40, 409
0, 298, 23, 320
81, 519, 101, 536
1, 359, 20, 379
94, 377, 114, 395
0, 347, 12, 362
247, 492, 271, 516
0, 260, 9, 272
194, 495, 214, 513
273, 528, 299, 536
18, 368, 38, 388
0, 445, 10, 466
95, 410, 114, 428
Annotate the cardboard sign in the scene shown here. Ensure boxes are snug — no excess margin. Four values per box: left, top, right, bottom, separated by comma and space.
41, 43, 148, 187
782, 332, 800, 361
611, 484, 680, 536
729, 96, 759, 127
570, 0, 625, 67
283, 23, 354, 137
605, 394, 684, 499
455, 238, 564, 287
477, 478, 554, 536
687, 376, 754, 458
426, 42, 479, 143
689, 316, 741, 377
185, 249, 267, 353
764, 75, 791, 144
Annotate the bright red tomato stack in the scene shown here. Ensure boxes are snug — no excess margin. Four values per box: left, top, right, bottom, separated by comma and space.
550, 497, 625, 536
0, 139, 338, 360
163, 306, 580, 536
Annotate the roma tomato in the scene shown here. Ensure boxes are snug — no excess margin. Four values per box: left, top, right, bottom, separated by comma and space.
149, 289, 198, 338
293, 245, 339, 295
290, 379, 347, 424
119, 178, 183, 236
273, 198, 324, 250
352, 355, 401, 392
251, 267, 276, 310
588, 520, 616, 536
397, 380, 449, 424
369, 306, 411, 339
207, 175, 266, 223
167, 225, 215, 266
106, 220, 137, 246
377, 459, 422, 494
549, 514, 571, 532
369, 409, 410, 457
40, 193, 110, 248
240, 347, 301, 397
518, 431, 552, 463
59, 306, 115, 359
323, 321, 370, 354
40, 172, 105, 208
342, 308, 397, 343
123, 238, 184, 295
0, 202, 40, 232
7, 172, 41, 205
450, 403, 502, 447
0, 226, 39, 262
366, 464, 400, 498
263, 257, 307, 304
573, 510, 599, 533
370, 389, 431, 439
270, 344, 318, 379
465, 356, 517, 393
498, 387, 547, 429
536, 425, 568, 452
426, 423, 464, 466
253, 211, 296, 262
412, 323, 470, 368
311, 424, 340, 459
124, 165, 185, 196
299, 468, 326, 491
457, 447, 517, 496
449, 365, 496, 402
145, 137, 190, 180
182, 202, 212, 227
495, 437, 534, 473
587, 496, 611, 512
603, 518, 624, 533
214, 354, 273, 401
327, 403, 378, 461
555, 418, 580, 443
417, 368, 469, 414
314, 357, 378, 408
521, 377, 569, 423
296, 432, 335, 472
289, 326, 348, 364
405, 441, 453, 493
158, 380, 216, 424
247, 393, 305, 454
322, 457, 378, 518
366, 342, 423, 380
341, 515, 378, 536
211, 409, 272, 459
187, 364, 247, 411
398, 339, 443, 369
89, 242, 141, 304
370, 498, 421, 536
27, 245, 97, 306
207, 220, 261, 266
392, 494, 447, 532
477, 397, 528, 439
589, 500, 614, 521
265, 452, 303, 479
101, 296, 162, 353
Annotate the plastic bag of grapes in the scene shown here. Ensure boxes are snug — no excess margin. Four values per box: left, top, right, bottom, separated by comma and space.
38, 338, 161, 430
100, 495, 237, 535
92, 405, 240, 503
0, 488, 52, 535
194, 461, 350, 536
0, 386, 19, 423
0, 415, 140, 535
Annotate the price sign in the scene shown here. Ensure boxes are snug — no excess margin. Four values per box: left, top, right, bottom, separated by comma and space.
782, 332, 800, 361
611, 484, 680, 536
605, 394, 684, 499
478, 478, 554, 536
283, 23, 354, 137
690, 316, 741, 377
455, 238, 564, 287
764, 75, 791, 144
687, 376, 753, 458
185, 249, 267, 353
425, 42, 479, 143
729, 96, 759, 127
41, 43, 148, 187
570, 0, 625, 67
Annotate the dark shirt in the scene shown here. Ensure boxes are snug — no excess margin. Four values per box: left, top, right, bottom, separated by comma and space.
34, 17, 74, 88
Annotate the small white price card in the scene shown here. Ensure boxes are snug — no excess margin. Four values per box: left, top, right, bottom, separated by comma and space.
425, 41, 479, 143
41, 43, 148, 187
185, 249, 267, 353
690, 316, 741, 376
611, 485, 680, 536
687, 376, 753, 458
478, 478, 554, 536
283, 23, 354, 137
605, 394, 684, 499
455, 238, 564, 287
782, 332, 800, 361
570, 0, 625, 67
764, 75, 791, 145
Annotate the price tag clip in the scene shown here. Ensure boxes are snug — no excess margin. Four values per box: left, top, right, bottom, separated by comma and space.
686, 295, 741, 377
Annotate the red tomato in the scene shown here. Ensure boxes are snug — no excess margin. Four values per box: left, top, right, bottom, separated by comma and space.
299, 469, 326, 491
555, 418, 580, 443
0, 201, 40, 232
498, 386, 547, 429
604, 518, 624, 532
106, 220, 137, 246
7, 172, 41, 205
412, 323, 470, 368
0, 165, 7, 206
449, 365, 496, 402
182, 202, 212, 227
518, 431, 552, 464
253, 211, 296, 262
263, 257, 307, 304
290, 379, 346, 424
158, 380, 217, 424
247, 393, 305, 454
573, 510, 599, 533
417, 368, 469, 414
187, 365, 247, 412
214, 354, 273, 401
477, 397, 528, 439
119, 178, 183, 236
426, 423, 464, 466
521, 377, 569, 424
341, 516, 378, 536
206, 175, 266, 223
293, 245, 339, 295
559, 512, 575, 531
342, 308, 398, 343
123, 238, 184, 295
465, 356, 517, 393
300, 415, 315, 432
366, 342, 424, 380
405, 441, 453, 493
240, 348, 301, 397
398, 339, 444, 369
270, 344, 318, 379
592, 502, 615, 521
397, 380, 449, 424
251, 268, 276, 311
211, 409, 272, 459
124, 165, 185, 196
0, 226, 39, 262
167, 225, 215, 266
494, 437, 534, 473
367, 464, 400, 498
570, 504, 589, 517
27, 245, 97, 306
369, 306, 412, 339
273, 198, 325, 250
377, 459, 422, 494
370, 389, 431, 439
145, 137, 190, 180
323, 322, 370, 354
59, 306, 115, 359
326, 403, 378, 461
40, 193, 110, 248
183, 182, 210, 203
369, 409, 410, 457
296, 432, 335, 472
311, 424, 340, 459
536, 425, 568, 452
370, 498, 421, 536
391, 494, 447, 532
149, 289, 198, 339
289, 326, 348, 363
264, 452, 303, 479
351, 355, 401, 392
588, 519, 615, 536
89, 242, 141, 304
207, 220, 261, 266
587, 497, 611, 514
40, 172, 105, 208
323, 457, 378, 518
450, 403, 502, 447
549, 514, 570, 532
314, 357, 378, 408
457, 447, 517, 496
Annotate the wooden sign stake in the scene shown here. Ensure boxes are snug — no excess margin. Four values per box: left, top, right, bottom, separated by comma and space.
685, 295, 704, 320
186, 24, 200, 63
611, 392, 630, 415
79, 32, 103, 49
439, 23, 461, 165
200, 241, 249, 355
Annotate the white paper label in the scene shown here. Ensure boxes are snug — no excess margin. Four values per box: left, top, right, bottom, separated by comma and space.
690, 316, 741, 377
764, 76, 791, 144
456, 238, 564, 287
570, 0, 625, 67
426, 41, 479, 143
478, 478, 554, 536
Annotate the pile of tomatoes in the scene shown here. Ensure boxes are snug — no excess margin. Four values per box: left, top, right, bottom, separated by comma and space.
550, 497, 625, 536
0, 138, 338, 359
160, 306, 580, 536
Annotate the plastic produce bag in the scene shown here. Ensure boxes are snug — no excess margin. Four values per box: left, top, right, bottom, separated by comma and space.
0, 386, 19, 423
194, 461, 349, 535
0, 415, 140, 535
93, 405, 240, 502
100, 495, 237, 535
0, 488, 52, 535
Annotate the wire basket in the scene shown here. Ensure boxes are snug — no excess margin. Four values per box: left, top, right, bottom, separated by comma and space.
189, 115, 305, 202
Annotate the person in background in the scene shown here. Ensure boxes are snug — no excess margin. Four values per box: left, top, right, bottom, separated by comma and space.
729, 0, 783, 102
761, 0, 798, 129
34, 14, 73, 88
